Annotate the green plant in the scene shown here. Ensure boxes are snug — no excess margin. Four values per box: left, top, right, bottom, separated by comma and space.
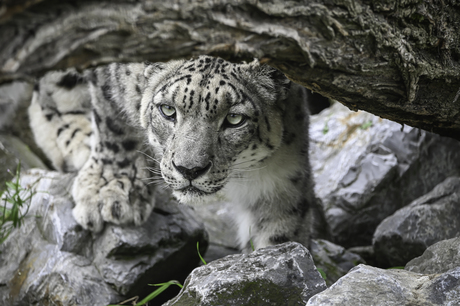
108, 280, 183, 306
0, 163, 36, 245
249, 227, 255, 251
109, 240, 208, 306
317, 267, 327, 281
197, 241, 207, 265
322, 120, 329, 134
359, 120, 373, 130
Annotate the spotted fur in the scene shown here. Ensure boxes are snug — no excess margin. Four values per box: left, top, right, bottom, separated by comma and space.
29, 56, 323, 250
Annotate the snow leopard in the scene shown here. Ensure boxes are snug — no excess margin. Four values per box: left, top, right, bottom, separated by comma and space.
29, 56, 325, 251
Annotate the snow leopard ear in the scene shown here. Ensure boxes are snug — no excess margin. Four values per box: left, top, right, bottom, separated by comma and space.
247, 59, 291, 104
144, 61, 166, 78
267, 67, 291, 102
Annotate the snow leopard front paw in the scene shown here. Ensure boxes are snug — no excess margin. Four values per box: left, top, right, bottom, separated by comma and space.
71, 164, 105, 232
99, 177, 154, 227
71, 163, 155, 232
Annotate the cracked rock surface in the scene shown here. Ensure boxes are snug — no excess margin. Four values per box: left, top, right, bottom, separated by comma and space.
164, 242, 327, 306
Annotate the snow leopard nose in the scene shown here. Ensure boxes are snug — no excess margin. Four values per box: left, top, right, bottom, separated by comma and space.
172, 161, 211, 181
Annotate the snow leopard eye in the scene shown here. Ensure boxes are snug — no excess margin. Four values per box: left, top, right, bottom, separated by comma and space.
159, 105, 176, 121
224, 113, 246, 128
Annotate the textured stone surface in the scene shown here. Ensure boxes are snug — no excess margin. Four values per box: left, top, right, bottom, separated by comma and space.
373, 177, 460, 267
2, 1, 460, 140
307, 264, 460, 306
0, 134, 48, 193
310, 103, 460, 247
0, 81, 32, 130
0, 80, 50, 169
164, 242, 327, 306
0, 169, 208, 305
406, 237, 460, 275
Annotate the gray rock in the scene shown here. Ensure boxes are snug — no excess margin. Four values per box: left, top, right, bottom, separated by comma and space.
0, 169, 208, 305
406, 237, 460, 275
164, 242, 327, 306
0, 81, 32, 130
307, 264, 460, 306
0, 81, 50, 167
0, 134, 48, 193
311, 239, 365, 286
373, 177, 460, 267
310, 103, 460, 247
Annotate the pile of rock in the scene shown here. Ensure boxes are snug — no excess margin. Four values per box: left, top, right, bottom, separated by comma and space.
1, 81, 460, 305
0, 170, 208, 305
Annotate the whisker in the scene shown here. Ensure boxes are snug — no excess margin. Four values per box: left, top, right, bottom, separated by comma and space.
230, 160, 257, 167
230, 166, 267, 172
228, 176, 257, 182
147, 181, 169, 188
227, 180, 254, 186
141, 174, 164, 181
141, 166, 162, 174
136, 150, 162, 165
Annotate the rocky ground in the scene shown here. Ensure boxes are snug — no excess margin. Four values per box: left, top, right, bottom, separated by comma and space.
1, 80, 460, 305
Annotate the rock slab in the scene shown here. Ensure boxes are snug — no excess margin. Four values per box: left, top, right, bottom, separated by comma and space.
373, 176, 460, 267
307, 264, 460, 306
164, 242, 327, 306
406, 237, 460, 275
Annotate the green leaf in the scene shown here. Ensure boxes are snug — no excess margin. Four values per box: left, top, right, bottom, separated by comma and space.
5, 181, 16, 190
360, 120, 373, 130
197, 241, 207, 265
317, 267, 327, 280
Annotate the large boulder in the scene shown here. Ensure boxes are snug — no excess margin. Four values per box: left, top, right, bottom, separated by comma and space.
373, 177, 460, 267
406, 237, 460, 275
310, 102, 460, 247
307, 264, 460, 305
0, 169, 208, 305
164, 242, 327, 306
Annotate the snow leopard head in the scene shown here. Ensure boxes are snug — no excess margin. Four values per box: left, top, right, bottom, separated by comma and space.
140, 56, 290, 204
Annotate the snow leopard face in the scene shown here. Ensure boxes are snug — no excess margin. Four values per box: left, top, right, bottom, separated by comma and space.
140, 56, 290, 204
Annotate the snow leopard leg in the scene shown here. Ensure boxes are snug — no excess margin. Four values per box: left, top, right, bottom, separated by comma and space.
236, 193, 315, 252
72, 64, 154, 232
29, 70, 92, 172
